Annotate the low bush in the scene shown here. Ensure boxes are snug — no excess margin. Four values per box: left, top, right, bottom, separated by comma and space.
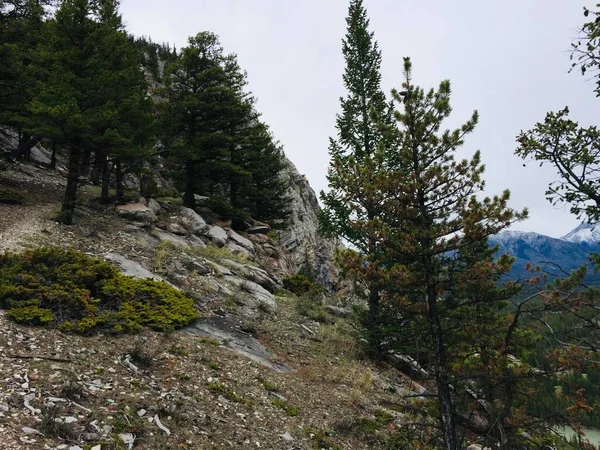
0, 247, 198, 334
0, 185, 25, 204
282, 274, 322, 298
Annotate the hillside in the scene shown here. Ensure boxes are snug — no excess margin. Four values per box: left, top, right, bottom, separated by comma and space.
0, 146, 429, 450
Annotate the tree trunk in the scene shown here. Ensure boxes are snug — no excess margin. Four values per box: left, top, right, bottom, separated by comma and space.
10, 134, 41, 158
427, 288, 459, 450
115, 159, 124, 202
58, 142, 81, 225
100, 152, 110, 204
79, 148, 91, 177
91, 150, 102, 185
183, 159, 196, 209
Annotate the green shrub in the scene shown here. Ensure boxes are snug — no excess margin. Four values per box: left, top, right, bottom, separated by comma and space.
0, 247, 198, 334
0, 186, 25, 204
282, 274, 322, 297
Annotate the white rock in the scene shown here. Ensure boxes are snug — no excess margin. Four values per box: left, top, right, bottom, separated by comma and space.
206, 225, 228, 247
227, 230, 254, 251
281, 432, 294, 441
180, 207, 208, 235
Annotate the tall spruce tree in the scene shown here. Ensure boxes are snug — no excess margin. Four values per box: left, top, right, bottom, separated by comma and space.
159, 32, 232, 210
0, 0, 49, 153
336, 58, 529, 449
319, 0, 395, 355
29, 0, 152, 223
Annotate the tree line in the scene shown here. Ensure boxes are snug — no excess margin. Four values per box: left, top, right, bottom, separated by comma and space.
0, 0, 289, 225
320, 1, 600, 449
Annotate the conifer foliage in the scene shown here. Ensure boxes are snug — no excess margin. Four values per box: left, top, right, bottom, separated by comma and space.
0, 1, 290, 226
319, 0, 395, 354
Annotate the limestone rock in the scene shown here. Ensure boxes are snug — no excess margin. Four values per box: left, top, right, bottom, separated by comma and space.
148, 198, 161, 215
115, 203, 157, 223
180, 207, 208, 235
167, 222, 187, 236
206, 225, 228, 247
227, 229, 254, 251
247, 225, 270, 235
104, 252, 163, 281
226, 242, 252, 260
278, 157, 340, 291
224, 259, 278, 292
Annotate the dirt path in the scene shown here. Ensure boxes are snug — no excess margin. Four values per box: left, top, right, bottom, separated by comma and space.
0, 202, 60, 252
0, 163, 63, 252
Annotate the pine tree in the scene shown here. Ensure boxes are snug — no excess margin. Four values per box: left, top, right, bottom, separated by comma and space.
319, 0, 396, 355
159, 32, 232, 210
350, 58, 528, 449
0, 0, 49, 153
29, 0, 152, 223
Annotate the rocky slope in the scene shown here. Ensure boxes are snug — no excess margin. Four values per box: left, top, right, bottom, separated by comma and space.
278, 157, 340, 291
0, 141, 445, 449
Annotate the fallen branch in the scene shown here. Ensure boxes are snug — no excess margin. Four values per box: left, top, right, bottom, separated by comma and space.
7, 354, 72, 363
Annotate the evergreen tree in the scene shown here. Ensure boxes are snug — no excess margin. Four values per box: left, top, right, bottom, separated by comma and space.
0, 0, 49, 153
319, 0, 395, 355
159, 32, 232, 210
334, 58, 529, 449
29, 0, 152, 223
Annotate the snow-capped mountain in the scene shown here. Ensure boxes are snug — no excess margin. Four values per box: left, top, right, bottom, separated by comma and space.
561, 222, 600, 245
489, 224, 600, 283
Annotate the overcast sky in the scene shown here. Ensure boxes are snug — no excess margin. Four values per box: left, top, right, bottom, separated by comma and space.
120, 0, 600, 238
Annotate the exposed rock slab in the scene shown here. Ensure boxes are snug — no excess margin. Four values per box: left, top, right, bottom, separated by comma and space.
206, 225, 228, 247
227, 229, 254, 251
115, 203, 157, 223
185, 316, 294, 373
104, 252, 163, 281
180, 207, 208, 235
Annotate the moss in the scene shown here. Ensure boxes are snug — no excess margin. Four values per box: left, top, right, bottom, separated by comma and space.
207, 383, 252, 406
260, 379, 279, 392
0, 247, 198, 334
0, 185, 25, 204
272, 398, 298, 417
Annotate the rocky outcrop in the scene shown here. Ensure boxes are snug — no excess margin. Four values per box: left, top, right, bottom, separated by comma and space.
278, 157, 339, 291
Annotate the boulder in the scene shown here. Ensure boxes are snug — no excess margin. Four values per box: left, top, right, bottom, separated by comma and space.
205, 261, 233, 277
231, 217, 251, 231
226, 276, 276, 309
324, 305, 351, 318
115, 203, 157, 223
193, 194, 210, 206
224, 259, 278, 292
247, 225, 270, 235
166, 222, 187, 236
156, 231, 189, 248
206, 225, 228, 247
104, 252, 163, 281
147, 198, 161, 215
226, 242, 252, 260
227, 229, 254, 251
180, 207, 208, 235
195, 206, 217, 224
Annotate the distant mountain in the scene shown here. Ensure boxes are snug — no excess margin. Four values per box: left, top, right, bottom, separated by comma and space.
489, 223, 600, 284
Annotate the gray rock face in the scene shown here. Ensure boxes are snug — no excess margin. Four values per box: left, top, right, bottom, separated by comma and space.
180, 207, 208, 235
223, 259, 278, 292
185, 316, 294, 373
147, 198, 161, 215
115, 203, 157, 223
206, 225, 228, 247
227, 230, 254, 252
278, 157, 339, 290
104, 253, 163, 281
